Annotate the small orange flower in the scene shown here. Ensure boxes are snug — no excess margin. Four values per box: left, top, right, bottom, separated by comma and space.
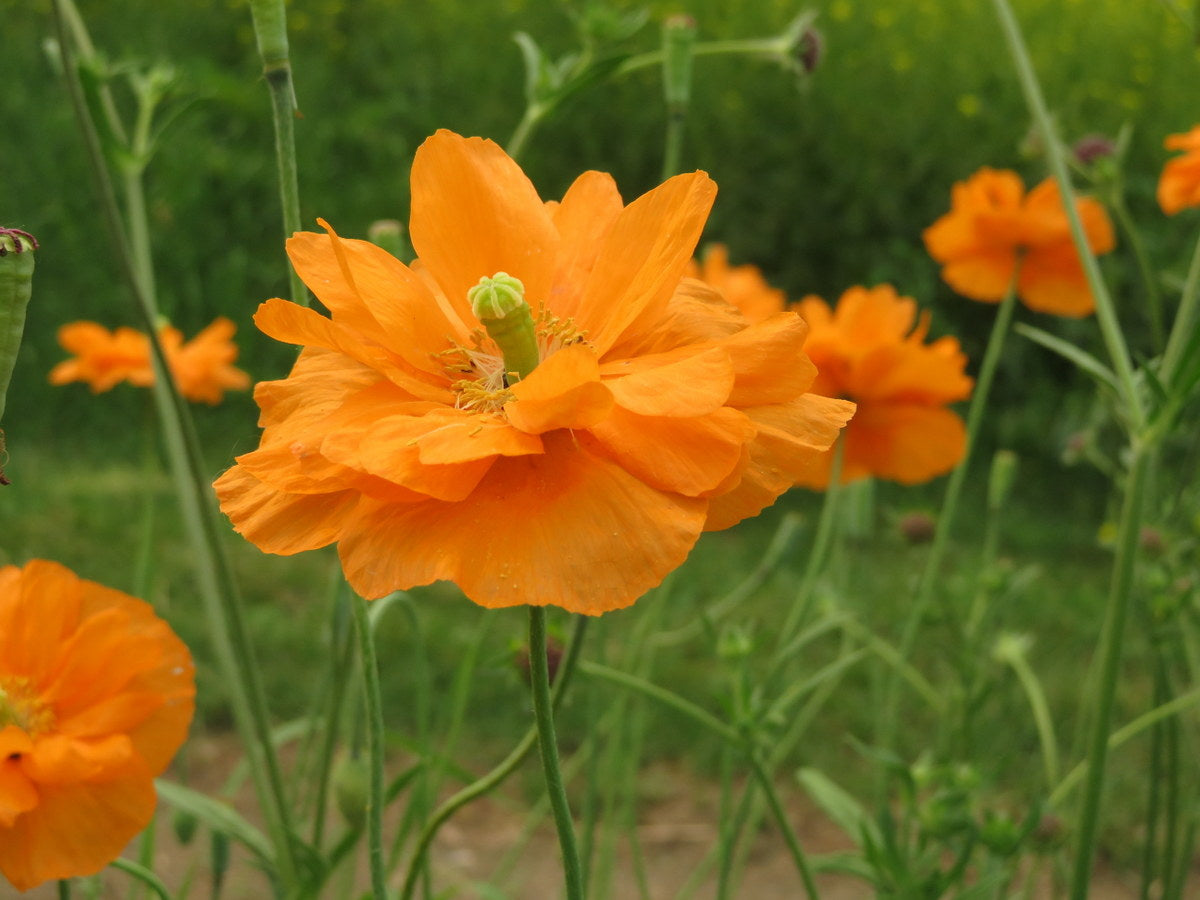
0, 560, 195, 891
685, 244, 787, 323
1157, 125, 1200, 215
923, 167, 1115, 317
795, 285, 973, 488
49, 317, 250, 404
215, 130, 854, 616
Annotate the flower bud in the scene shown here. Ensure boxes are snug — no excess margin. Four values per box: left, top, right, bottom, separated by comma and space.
332, 751, 370, 830
367, 219, 409, 260
1073, 134, 1116, 166
796, 25, 823, 75
898, 511, 936, 545
987, 450, 1018, 512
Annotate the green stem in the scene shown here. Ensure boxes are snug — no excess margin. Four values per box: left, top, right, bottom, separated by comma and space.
1109, 193, 1165, 352
248, 0, 308, 307
1069, 448, 1150, 898
880, 285, 1018, 755
111, 858, 172, 900
1161, 221, 1200, 384
990, 0, 1143, 428
51, 2, 299, 885
352, 594, 388, 899
1003, 646, 1060, 788
776, 439, 844, 658
399, 615, 589, 900
529, 607, 584, 900
505, 103, 546, 163
580, 662, 819, 899
618, 36, 792, 78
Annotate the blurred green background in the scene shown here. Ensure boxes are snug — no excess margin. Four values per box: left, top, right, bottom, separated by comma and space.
2, 0, 1196, 463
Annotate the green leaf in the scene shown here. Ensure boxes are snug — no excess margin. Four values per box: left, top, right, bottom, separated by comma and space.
1015, 323, 1119, 394
155, 779, 274, 867
796, 767, 880, 846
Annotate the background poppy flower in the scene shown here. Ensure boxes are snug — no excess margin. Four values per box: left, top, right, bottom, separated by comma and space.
922, 167, 1115, 317
215, 130, 854, 616
1157, 125, 1200, 215
795, 284, 973, 488
0, 559, 195, 891
685, 243, 787, 323
49, 317, 250, 404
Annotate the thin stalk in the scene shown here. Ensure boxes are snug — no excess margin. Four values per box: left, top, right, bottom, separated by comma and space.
399, 615, 589, 900
776, 439, 844, 658
1108, 193, 1165, 352
529, 607, 584, 900
310, 578, 355, 850
248, 0, 308, 307
1161, 222, 1200, 384
1140, 655, 1168, 899
1003, 648, 1060, 788
352, 594, 388, 899
505, 104, 545, 164
1069, 449, 1151, 898
990, 0, 1144, 427
580, 663, 819, 899
618, 36, 794, 78
880, 284, 1018, 757
110, 859, 171, 900
51, 2, 299, 884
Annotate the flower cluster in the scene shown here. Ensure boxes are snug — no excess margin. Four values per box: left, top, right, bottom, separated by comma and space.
795, 285, 973, 488
1158, 124, 1200, 215
49, 317, 250, 404
0, 560, 194, 891
214, 130, 854, 616
923, 167, 1115, 317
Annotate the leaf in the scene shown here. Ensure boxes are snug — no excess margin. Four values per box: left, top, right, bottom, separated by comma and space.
1015, 323, 1119, 394
808, 851, 877, 882
797, 767, 880, 846
156, 779, 274, 867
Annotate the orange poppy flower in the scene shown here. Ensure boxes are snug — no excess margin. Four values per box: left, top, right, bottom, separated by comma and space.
49, 317, 250, 404
0, 559, 194, 891
795, 285, 972, 488
1157, 125, 1200, 215
922, 167, 1115, 317
685, 244, 787, 323
214, 130, 854, 616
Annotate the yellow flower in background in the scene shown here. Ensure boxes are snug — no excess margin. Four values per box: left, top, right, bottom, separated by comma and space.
795, 284, 973, 488
0, 560, 195, 891
49, 317, 250, 404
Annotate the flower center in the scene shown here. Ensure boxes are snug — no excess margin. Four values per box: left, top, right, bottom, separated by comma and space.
0, 677, 53, 738
443, 273, 587, 415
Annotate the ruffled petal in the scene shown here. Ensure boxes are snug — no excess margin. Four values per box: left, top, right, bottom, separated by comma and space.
215, 466, 361, 555
505, 343, 614, 434
606, 347, 734, 417
588, 406, 755, 496
338, 431, 708, 614
409, 131, 560, 323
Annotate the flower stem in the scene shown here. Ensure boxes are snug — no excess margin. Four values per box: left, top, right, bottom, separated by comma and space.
1161, 220, 1200, 384
1069, 448, 1150, 898
248, 0, 308, 307
399, 614, 589, 900
352, 593, 388, 899
50, 2, 299, 885
880, 284, 1018, 758
529, 607, 584, 900
989, 0, 1143, 428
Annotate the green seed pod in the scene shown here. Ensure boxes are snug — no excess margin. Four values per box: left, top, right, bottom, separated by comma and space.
0, 228, 36, 426
332, 751, 369, 831
468, 272, 540, 381
0, 228, 36, 486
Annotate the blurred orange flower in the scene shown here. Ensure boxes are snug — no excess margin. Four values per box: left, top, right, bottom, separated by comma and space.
214, 130, 854, 616
0, 560, 194, 891
685, 244, 787, 323
1157, 125, 1200, 215
49, 317, 250, 404
923, 167, 1115, 317
795, 285, 972, 488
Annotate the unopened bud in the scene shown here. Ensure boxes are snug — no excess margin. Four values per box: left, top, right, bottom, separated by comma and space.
1073, 134, 1116, 166
515, 634, 564, 686
796, 25, 823, 75
898, 511, 936, 545
987, 450, 1018, 512
332, 752, 369, 830
367, 219, 409, 260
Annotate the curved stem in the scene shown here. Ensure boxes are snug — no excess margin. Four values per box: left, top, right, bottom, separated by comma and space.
529, 607, 584, 900
50, 2, 299, 885
399, 615, 589, 900
110, 858, 172, 900
352, 594, 388, 899
879, 284, 1018, 756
